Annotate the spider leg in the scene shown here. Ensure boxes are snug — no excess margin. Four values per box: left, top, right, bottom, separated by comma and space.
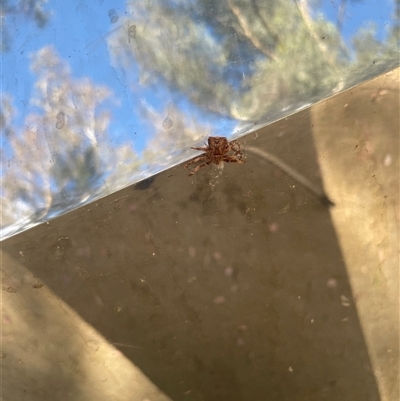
185, 155, 207, 169
223, 155, 246, 164
188, 160, 211, 176
229, 141, 243, 155
234, 151, 245, 161
190, 146, 208, 151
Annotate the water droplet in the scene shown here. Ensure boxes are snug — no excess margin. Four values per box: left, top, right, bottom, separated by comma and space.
128, 24, 136, 40
55, 111, 65, 129
162, 117, 173, 129
108, 9, 119, 23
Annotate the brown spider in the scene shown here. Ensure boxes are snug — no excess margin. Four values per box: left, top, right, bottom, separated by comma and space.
185, 136, 245, 176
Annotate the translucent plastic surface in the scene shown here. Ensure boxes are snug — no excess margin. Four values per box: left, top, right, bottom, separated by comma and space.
2, 0, 399, 239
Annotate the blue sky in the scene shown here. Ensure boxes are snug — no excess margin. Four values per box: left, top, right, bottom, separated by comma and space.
3, 0, 242, 155
3, 0, 395, 156
3, 0, 148, 150
320, 0, 394, 42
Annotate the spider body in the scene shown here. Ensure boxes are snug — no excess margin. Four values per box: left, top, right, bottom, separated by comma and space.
185, 136, 245, 176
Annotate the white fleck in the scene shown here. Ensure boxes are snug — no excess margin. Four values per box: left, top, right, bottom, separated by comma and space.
383, 154, 392, 167
326, 278, 338, 289
188, 246, 196, 257
213, 296, 226, 304
268, 222, 279, 233
340, 295, 351, 307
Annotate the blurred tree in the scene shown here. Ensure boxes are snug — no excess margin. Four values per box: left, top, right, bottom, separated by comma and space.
1, 0, 49, 51
108, 0, 398, 121
1, 47, 139, 232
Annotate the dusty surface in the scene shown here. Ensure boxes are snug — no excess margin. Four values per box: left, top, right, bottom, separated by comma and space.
1, 250, 172, 401
1, 69, 398, 400
311, 68, 399, 401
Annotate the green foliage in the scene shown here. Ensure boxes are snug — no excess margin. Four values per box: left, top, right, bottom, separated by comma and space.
106, 0, 398, 120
